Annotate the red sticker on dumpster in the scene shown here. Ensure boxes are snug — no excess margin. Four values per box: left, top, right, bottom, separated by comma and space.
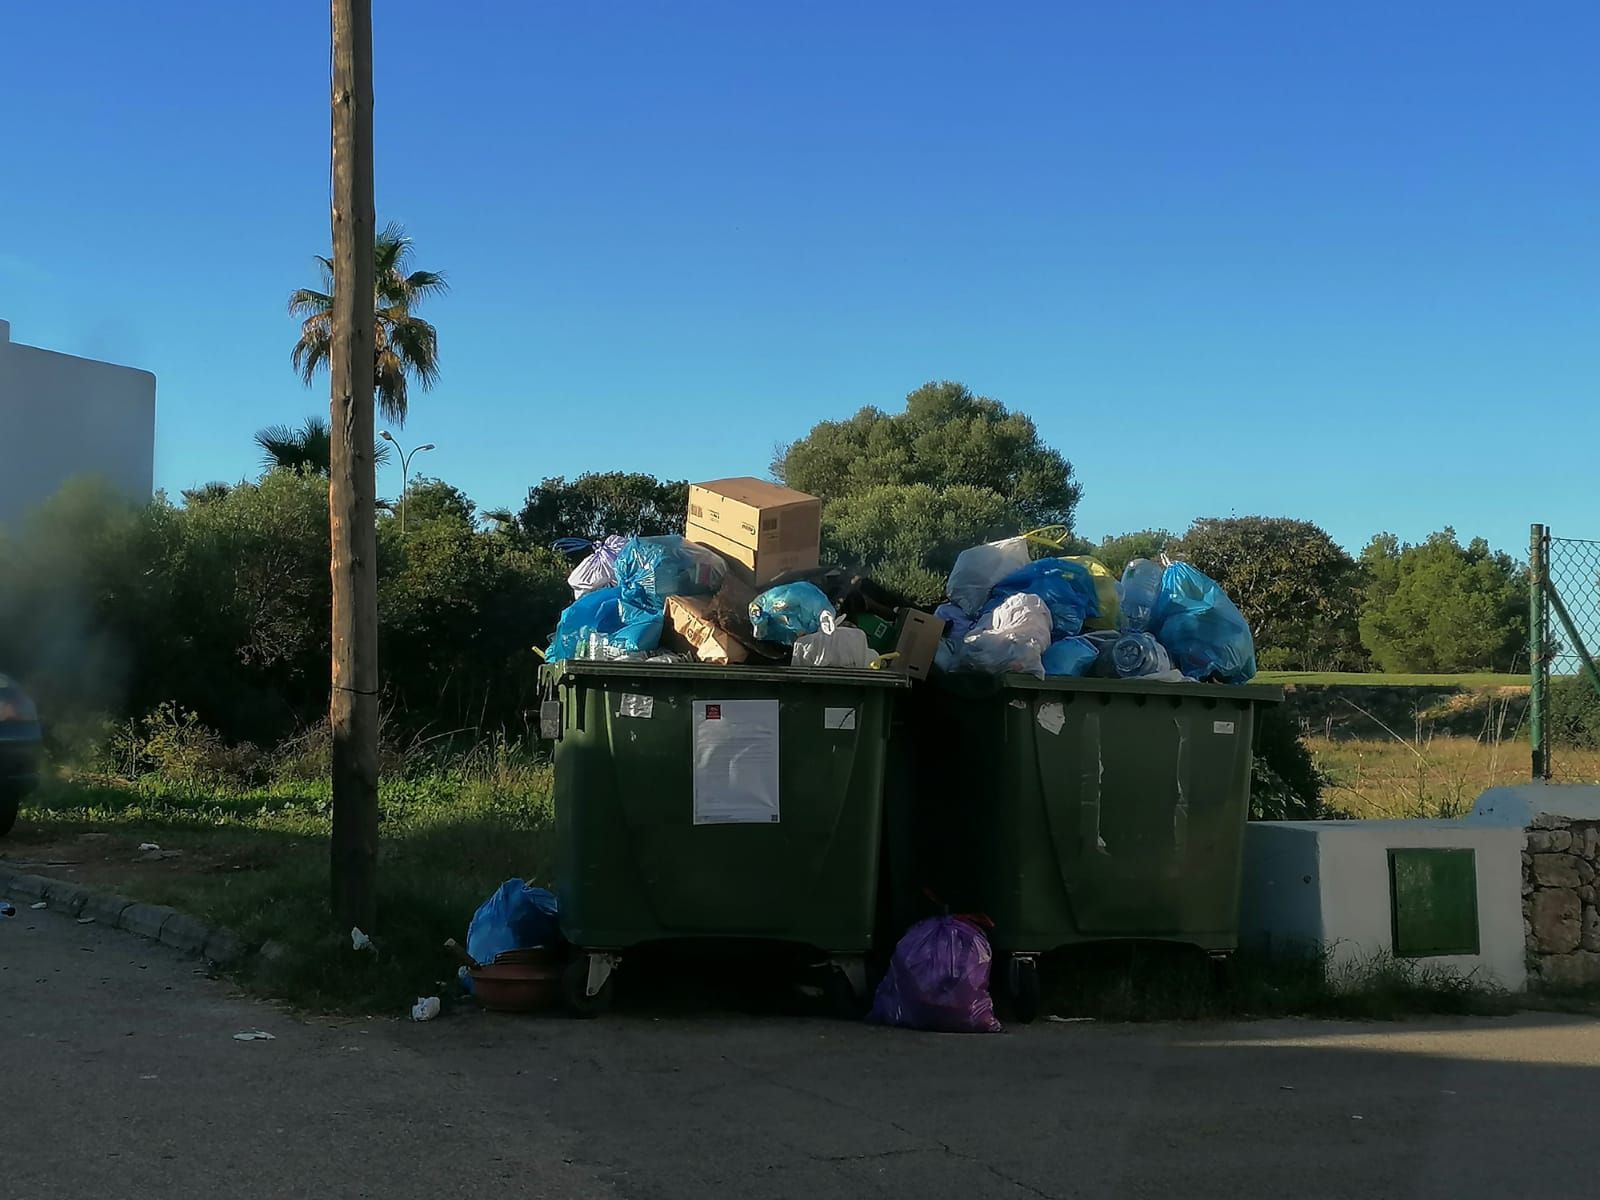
705, 704, 721, 720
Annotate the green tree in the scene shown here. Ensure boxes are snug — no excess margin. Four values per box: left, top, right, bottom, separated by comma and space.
774, 381, 1080, 600
377, 504, 569, 735
824, 483, 1023, 604
1094, 529, 1174, 577
1171, 517, 1366, 671
171, 469, 333, 737
0, 471, 575, 751
181, 482, 234, 506
253, 415, 390, 476
515, 472, 688, 546
775, 381, 1080, 529
392, 476, 476, 528
288, 222, 447, 424
1358, 529, 1527, 673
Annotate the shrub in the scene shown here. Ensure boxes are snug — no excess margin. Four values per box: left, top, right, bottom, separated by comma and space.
1548, 676, 1600, 750
1251, 704, 1325, 820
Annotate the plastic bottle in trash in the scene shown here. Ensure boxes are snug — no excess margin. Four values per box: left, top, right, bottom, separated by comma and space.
1111, 630, 1172, 677
1119, 558, 1163, 632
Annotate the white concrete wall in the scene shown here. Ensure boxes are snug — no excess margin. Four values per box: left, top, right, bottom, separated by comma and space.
1242, 820, 1527, 990
1471, 784, 1600, 827
0, 319, 156, 529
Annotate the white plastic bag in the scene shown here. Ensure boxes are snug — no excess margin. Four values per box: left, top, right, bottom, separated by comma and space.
947, 537, 1031, 616
567, 535, 629, 598
956, 593, 1051, 677
793, 625, 872, 669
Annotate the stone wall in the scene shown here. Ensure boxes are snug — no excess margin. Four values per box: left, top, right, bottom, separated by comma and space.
1523, 815, 1600, 989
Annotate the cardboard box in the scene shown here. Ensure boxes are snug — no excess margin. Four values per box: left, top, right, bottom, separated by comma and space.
686, 521, 819, 589
686, 478, 821, 588
887, 608, 943, 682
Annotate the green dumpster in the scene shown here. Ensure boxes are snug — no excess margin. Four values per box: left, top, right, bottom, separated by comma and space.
545, 660, 908, 1014
917, 673, 1282, 1020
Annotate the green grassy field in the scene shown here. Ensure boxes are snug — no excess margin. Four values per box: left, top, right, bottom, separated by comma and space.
1309, 735, 1556, 819
1256, 671, 1527, 688
1258, 670, 1600, 815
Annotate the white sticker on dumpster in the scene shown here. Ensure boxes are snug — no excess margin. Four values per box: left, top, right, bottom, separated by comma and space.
1036, 702, 1066, 736
824, 707, 857, 731
618, 694, 654, 719
693, 699, 780, 825
1213, 720, 1236, 735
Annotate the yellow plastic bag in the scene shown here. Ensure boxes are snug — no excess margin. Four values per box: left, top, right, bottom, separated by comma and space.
1063, 556, 1121, 631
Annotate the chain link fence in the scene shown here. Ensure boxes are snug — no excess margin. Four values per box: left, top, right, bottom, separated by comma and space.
1532, 526, 1600, 782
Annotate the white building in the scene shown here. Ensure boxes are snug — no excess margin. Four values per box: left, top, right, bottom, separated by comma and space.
0, 318, 156, 529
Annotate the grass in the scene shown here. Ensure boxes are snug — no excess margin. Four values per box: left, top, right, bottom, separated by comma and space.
4, 764, 555, 1012
1311, 735, 1600, 818
1256, 671, 1526, 688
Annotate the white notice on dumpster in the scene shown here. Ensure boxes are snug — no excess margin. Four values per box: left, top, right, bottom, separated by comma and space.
693, 699, 780, 825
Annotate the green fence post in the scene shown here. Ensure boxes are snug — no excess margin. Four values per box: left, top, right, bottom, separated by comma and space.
1530, 523, 1548, 780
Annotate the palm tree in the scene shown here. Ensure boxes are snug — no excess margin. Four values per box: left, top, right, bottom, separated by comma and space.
255, 415, 391, 476
288, 221, 447, 425
182, 481, 234, 505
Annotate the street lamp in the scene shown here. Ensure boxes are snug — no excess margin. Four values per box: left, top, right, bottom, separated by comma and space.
379, 431, 435, 535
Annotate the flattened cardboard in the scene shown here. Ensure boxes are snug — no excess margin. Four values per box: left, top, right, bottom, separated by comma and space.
662, 578, 785, 663
664, 594, 750, 665
889, 608, 943, 682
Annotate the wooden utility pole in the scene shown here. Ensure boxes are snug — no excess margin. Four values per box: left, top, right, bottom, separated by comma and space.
328, 0, 379, 931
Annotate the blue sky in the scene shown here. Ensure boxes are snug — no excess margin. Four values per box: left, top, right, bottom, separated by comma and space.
2, 1, 1594, 557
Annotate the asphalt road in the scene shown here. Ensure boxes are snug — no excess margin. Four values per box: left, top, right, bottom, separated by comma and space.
4, 908, 1598, 1199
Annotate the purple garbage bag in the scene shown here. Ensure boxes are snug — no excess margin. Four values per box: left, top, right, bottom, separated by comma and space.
867, 916, 1003, 1033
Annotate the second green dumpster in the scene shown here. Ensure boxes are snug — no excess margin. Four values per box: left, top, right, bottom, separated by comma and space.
915, 673, 1283, 1021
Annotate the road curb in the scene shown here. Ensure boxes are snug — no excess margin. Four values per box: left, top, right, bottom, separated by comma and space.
0, 863, 250, 967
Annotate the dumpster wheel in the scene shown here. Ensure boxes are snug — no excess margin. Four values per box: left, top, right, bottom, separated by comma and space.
1006, 955, 1041, 1024
562, 954, 617, 1019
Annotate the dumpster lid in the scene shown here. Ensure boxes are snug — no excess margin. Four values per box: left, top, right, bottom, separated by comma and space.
943, 673, 1283, 702
550, 660, 911, 688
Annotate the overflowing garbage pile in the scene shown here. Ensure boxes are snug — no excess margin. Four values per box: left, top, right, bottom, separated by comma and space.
930, 534, 1257, 684
542, 477, 1256, 686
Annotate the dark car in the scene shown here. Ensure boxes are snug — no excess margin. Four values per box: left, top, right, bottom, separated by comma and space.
0, 675, 42, 836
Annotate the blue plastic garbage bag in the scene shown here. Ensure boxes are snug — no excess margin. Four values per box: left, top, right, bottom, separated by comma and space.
1042, 635, 1102, 677
464, 880, 560, 992
615, 536, 726, 614
1118, 558, 1163, 632
867, 916, 1002, 1034
1110, 629, 1172, 678
1151, 562, 1257, 684
610, 609, 665, 653
750, 582, 835, 645
984, 557, 1100, 640
934, 601, 976, 642
547, 586, 623, 662
611, 536, 726, 652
